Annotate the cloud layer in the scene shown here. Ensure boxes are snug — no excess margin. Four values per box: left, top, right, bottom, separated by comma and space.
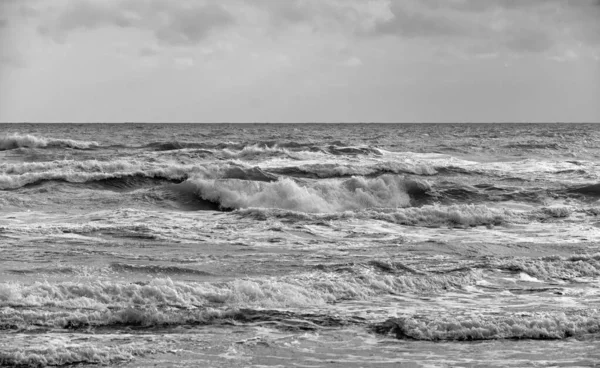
5, 0, 599, 59
37, 0, 234, 45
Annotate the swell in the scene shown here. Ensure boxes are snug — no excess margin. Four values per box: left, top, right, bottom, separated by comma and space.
0, 160, 191, 190
2, 173, 185, 192
0, 160, 275, 190
236, 204, 512, 228
57, 309, 366, 332
568, 183, 600, 197
7, 267, 77, 275
492, 254, 600, 280
145, 140, 384, 156
267, 162, 437, 178
236, 203, 600, 227
0, 133, 99, 151
0, 135, 385, 156
87, 175, 184, 191
430, 183, 550, 205
503, 142, 566, 150
110, 263, 214, 276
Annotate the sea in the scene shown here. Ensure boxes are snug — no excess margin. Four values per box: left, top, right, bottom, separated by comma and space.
1, 123, 599, 367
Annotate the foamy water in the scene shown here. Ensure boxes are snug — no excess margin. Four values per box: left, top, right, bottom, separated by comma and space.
1, 123, 600, 367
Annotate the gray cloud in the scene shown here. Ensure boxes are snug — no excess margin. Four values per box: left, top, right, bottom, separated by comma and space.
138, 46, 159, 57
40, 0, 234, 46
256, 0, 315, 24
362, 0, 600, 55
250, 0, 393, 35
152, 4, 233, 45
371, 7, 470, 38
245, 0, 595, 57
19, 0, 600, 60
503, 28, 554, 53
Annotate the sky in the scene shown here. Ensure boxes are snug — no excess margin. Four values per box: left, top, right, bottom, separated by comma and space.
0, 0, 599, 123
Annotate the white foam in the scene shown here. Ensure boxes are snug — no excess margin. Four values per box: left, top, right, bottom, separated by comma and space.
237, 203, 512, 227
377, 311, 600, 340
0, 269, 482, 328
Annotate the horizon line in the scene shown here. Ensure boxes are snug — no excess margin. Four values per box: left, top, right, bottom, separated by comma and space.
1, 121, 599, 124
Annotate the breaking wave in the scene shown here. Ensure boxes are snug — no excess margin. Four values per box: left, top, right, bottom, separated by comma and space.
0, 133, 99, 151
187, 175, 429, 212
0, 270, 480, 329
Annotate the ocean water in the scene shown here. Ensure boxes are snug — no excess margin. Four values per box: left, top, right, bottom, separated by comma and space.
1, 123, 599, 367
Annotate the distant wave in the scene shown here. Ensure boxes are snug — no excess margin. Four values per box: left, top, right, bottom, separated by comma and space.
267, 162, 437, 178
110, 263, 213, 276
146, 140, 385, 157
0, 160, 275, 190
145, 141, 208, 151
7, 266, 76, 275
373, 311, 600, 340
0, 161, 192, 190
87, 175, 184, 191
187, 175, 430, 212
503, 142, 565, 150
0, 133, 99, 151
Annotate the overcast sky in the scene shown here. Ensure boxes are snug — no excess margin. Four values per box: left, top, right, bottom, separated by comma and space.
1, 0, 599, 122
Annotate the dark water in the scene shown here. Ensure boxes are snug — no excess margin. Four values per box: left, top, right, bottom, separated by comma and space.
1, 123, 600, 367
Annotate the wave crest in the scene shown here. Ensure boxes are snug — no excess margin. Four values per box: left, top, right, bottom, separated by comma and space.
0, 133, 99, 151
0, 343, 152, 367
0, 160, 273, 190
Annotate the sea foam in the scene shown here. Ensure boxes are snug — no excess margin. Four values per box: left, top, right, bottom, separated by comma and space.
374, 311, 600, 340
237, 204, 511, 227
0, 270, 481, 328
0, 341, 152, 367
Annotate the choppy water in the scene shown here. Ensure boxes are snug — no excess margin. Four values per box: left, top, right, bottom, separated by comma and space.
1, 123, 600, 367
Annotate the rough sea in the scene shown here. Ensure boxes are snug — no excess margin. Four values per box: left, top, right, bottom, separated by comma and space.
1, 123, 599, 367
